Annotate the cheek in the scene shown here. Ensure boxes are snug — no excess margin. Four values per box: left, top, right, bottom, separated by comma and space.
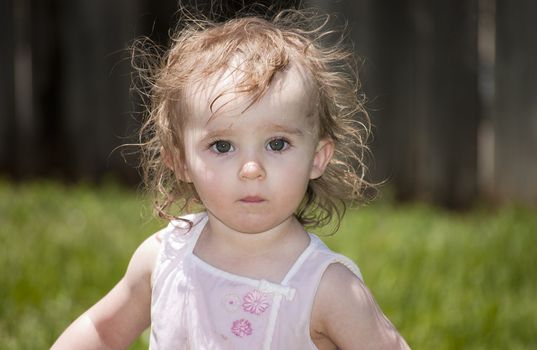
272, 152, 314, 179
187, 156, 231, 192
189, 160, 216, 184
271, 159, 311, 192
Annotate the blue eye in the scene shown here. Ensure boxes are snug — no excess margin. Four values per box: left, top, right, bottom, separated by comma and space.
211, 140, 233, 153
267, 138, 288, 151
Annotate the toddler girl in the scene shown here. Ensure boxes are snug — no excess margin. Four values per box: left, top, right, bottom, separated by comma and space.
53, 8, 409, 350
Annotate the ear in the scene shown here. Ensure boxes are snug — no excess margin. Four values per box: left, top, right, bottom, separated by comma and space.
310, 138, 334, 179
161, 147, 192, 182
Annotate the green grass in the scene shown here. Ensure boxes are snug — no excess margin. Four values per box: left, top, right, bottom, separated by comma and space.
1, 181, 536, 349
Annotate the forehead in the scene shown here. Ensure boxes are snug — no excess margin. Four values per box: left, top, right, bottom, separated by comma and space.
183, 63, 316, 126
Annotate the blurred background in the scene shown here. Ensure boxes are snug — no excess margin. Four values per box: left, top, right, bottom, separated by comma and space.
1, 0, 536, 349
2, 0, 536, 206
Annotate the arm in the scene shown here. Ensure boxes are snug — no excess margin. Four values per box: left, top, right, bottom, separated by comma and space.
311, 263, 410, 350
52, 234, 161, 350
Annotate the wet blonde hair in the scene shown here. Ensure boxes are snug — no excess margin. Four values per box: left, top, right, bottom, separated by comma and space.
135, 8, 373, 231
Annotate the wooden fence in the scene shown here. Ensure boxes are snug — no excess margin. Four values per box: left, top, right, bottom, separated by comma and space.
1, 0, 536, 206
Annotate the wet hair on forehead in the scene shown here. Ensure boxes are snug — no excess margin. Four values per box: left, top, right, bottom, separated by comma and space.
136, 8, 374, 232
169, 16, 323, 125
183, 61, 319, 129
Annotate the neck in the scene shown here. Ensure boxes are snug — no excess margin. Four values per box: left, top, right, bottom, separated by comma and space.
201, 212, 306, 258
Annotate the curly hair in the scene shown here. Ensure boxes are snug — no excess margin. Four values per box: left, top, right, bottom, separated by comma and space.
134, 8, 373, 232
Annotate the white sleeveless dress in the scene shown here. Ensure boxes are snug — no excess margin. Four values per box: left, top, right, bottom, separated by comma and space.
150, 212, 363, 350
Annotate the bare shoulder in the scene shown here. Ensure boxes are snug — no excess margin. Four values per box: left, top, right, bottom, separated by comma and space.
123, 231, 162, 286
311, 263, 410, 350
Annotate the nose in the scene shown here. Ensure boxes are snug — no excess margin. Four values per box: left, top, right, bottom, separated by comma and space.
239, 161, 266, 180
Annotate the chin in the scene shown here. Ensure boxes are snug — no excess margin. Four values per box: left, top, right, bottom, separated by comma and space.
230, 219, 281, 234
218, 211, 295, 235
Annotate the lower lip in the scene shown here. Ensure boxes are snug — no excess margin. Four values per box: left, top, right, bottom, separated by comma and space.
240, 198, 265, 203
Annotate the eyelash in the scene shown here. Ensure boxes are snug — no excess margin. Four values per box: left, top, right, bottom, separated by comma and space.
209, 140, 234, 154
207, 137, 292, 154
266, 137, 291, 152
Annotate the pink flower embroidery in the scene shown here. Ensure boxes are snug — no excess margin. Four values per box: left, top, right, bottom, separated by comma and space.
231, 318, 252, 337
242, 290, 270, 315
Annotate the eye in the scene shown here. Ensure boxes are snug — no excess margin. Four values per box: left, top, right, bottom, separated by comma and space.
267, 138, 289, 152
210, 140, 234, 153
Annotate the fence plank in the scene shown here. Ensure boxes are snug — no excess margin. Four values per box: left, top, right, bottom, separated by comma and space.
12, 0, 40, 177
494, 0, 537, 203
404, 0, 479, 207
0, 0, 15, 173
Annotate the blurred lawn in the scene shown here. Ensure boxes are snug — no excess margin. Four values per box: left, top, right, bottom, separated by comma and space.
1, 181, 536, 349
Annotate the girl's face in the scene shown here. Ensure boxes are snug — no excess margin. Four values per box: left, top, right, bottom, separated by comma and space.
181, 65, 333, 234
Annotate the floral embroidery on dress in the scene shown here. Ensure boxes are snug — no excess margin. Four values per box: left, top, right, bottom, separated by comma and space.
242, 289, 270, 315
222, 294, 241, 312
231, 318, 252, 337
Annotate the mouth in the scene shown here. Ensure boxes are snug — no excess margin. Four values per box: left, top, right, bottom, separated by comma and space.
239, 196, 265, 203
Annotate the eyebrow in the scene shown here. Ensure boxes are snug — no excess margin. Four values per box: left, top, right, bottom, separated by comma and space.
264, 124, 304, 136
203, 124, 304, 140
203, 129, 233, 141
